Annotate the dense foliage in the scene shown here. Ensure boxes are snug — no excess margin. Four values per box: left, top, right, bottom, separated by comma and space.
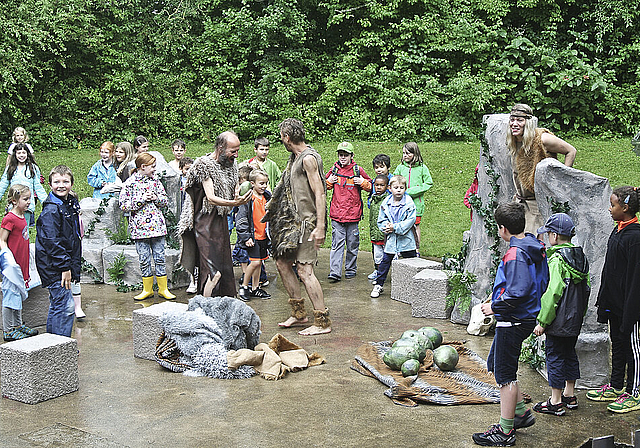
1, 0, 638, 148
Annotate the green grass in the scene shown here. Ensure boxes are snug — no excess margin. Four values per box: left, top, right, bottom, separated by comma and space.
18, 137, 640, 257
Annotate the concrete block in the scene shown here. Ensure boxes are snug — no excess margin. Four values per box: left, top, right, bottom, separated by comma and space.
0, 288, 49, 332
410, 269, 451, 319
81, 241, 107, 284
102, 245, 189, 288
391, 258, 443, 303
575, 332, 610, 389
0, 333, 78, 404
80, 197, 122, 246
133, 301, 188, 360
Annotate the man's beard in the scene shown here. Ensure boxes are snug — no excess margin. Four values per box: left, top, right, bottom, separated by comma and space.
218, 150, 234, 168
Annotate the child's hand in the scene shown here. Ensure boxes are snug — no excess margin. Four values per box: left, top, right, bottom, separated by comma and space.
144, 190, 157, 201
327, 174, 338, 184
353, 175, 364, 185
61, 270, 72, 290
533, 324, 545, 336
480, 302, 494, 315
245, 238, 255, 247
383, 222, 394, 233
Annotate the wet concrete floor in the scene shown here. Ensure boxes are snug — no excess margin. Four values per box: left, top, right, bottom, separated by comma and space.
1, 249, 639, 447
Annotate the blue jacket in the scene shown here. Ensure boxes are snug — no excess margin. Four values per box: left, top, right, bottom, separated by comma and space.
377, 193, 417, 254
87, 160, 117, 199
35, 192, 82, 288
236, 191, 272, 248
491, 233, 549, 323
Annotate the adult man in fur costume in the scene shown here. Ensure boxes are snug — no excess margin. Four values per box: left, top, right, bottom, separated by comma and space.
506, 104, 577, 235
179, 131, 251, 297
263, 118, 331, 336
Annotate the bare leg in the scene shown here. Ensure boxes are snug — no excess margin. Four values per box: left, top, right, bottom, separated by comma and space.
500, 381, 520, 421
551, 387, 563, 404
202, 271, 221, 297
244, 260, 261, 288
297, 263, 331, 336
564, 380, 576, 397
276, 258, 308, 327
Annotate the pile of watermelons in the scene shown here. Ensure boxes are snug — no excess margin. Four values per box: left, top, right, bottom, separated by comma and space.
383, 327, 460, 376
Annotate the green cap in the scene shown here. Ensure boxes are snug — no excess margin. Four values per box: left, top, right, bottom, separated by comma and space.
336, 141, 354, 154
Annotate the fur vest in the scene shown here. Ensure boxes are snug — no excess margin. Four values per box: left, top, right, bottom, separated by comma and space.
184, 154, 237, 217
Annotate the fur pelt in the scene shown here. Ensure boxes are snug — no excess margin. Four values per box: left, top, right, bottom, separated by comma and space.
288, 298, 307, 320
313, 308, 331, 329
516, 128, 555, 193
263, 162, 303, 259
185, 154, 237, 216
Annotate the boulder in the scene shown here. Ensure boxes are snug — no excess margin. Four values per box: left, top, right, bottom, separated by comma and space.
80, 197, 123, 246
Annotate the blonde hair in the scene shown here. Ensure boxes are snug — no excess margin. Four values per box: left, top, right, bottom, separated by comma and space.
249, 168, 268, 183
7, 184, 30, 205
135, 152, 156, 171
115, 141, 136, 175
506, 103, 537, 156
12, 127, 28, 143
389, 175, 407, 188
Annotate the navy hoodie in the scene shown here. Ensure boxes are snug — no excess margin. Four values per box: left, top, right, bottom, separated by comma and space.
491, 233, 550, 323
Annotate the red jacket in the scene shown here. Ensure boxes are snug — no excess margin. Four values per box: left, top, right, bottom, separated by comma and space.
326, 160, 372, 223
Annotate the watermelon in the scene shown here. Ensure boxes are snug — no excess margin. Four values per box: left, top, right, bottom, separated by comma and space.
433, 345, 459, 371
239, 181, 252, 195
383, 345, 421, 370
392, 338, 427, 362
401, 330, 432, 351
401, 358, 421, 377
418, 326, 443, 349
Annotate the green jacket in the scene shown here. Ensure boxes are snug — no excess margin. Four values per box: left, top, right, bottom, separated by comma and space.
369, 192, 388, 242
537, 242, 590, 328
393, 161, 433, 217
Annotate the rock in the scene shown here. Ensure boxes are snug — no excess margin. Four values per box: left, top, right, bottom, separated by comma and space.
391, 258, 442, 304
80, 197, 123, 245
81, 241, 106, 283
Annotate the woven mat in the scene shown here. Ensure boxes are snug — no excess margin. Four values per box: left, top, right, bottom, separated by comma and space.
351, 341, 500, 407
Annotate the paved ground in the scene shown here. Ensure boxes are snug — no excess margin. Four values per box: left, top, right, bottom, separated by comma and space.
1, 250, 639, 447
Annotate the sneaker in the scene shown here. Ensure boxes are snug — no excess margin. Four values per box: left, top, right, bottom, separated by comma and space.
17, 324, 38, 337
561, 395, 578, 409
607, 393, 640, 413
471, 424, 515, 447
586, 384, 625, 402
237, 286, 251, 302
250, 288, 271, 300
327, 274, 341, 283
259, 279, 270, 287
3, 329, 28, 342
345, 273, 356, 279
370, 285, 383, 298
533, 398, 566, 416
367, 270, 377, 281
513, 409, 535, 429
186, 280, 198, 294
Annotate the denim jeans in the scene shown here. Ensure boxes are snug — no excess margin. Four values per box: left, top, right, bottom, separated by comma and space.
372, 243, 385, 267
135, 236, 166, 277
46, 282, 75, 337
329, 220, 359, 278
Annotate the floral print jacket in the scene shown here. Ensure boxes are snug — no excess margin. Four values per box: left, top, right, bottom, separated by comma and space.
119, 172, 168, 239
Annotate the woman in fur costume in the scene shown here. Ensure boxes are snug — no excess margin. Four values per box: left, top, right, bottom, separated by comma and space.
506, 104, 577, 235
178, 131, 251, 298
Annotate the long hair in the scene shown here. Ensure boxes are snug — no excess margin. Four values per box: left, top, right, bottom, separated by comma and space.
506, 103, 537, 156
402, 142, 424, 166
7, 143, 39, 181
115, 141, 136, 176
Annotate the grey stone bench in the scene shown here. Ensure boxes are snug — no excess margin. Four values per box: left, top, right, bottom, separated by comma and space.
133, 301, 188, 360
0, 333, 78, 404
390, 258, 443, 303
409, 269, 451, 319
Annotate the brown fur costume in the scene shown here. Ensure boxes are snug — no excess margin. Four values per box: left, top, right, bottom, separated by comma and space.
288, 298, 307, 319
313, 308, 331, 329
515, 128, 556, 193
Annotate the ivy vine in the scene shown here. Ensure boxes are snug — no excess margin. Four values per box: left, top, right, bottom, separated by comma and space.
81, 257, 103, 283
83, 197, 110, 237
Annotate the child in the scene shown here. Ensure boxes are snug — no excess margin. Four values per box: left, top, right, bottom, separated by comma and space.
370, 175, 416, 298
1, 185, 38, 341
472, 202, 549, 447
393, 142, 433, 250
243, 137, 281, 192
115, 141, 136, 182
35, 166, 82, 337
7, 127, 34, 166
133, 135, 150, 153
87, 141, 117, 199
236, 169, 272, 301
326, 142, 372, 282
532, 213, 590, 415
367, 154, 392, 280
464, 164, 479, 221
0, 143, 48, 226
168, 138, 186, 174
368, 174, 389, 284
589, 186, 640, 413
119, 153, 175, 301
231, 165, 254, 270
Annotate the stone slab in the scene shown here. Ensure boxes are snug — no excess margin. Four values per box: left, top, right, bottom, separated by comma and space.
132, 301, 188, 360
80, 197, 123, 246
410, 269, 451, 319
0, 333, 78, 404
575, 332, 610, 389
102, 245, 189, 288
81, 241, 106, 284
391, 258, 443, 304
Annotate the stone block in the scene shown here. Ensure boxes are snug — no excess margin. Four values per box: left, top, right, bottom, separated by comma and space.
80, 197, 123, 246
80, 241, 107, 284
391, 258, 443, 303
410, 269, 451, 319
575, 332, 610, 389
132, 301, 188, 360
102, 245, 189, 288
0, 333, 78, 404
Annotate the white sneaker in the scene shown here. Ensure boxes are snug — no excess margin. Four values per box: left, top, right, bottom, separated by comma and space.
367, 270, 377, 280
186, 279, 198, 294
370, 285, 383, 298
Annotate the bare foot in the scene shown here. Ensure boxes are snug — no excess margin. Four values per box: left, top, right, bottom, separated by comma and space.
278, 317, 309, 328
298, 325, 332, 336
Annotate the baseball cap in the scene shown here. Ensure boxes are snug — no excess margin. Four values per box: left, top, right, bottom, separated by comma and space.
336, 142, 354, 154
537, 213, 576, 236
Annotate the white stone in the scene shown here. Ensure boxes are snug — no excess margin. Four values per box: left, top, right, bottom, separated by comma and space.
80, 197, 123, 245
410, 269, 450, 319
0, 333, 78, 404
132, 301, 188, 360
391, 258, 443, 303
81, 241, 107, 284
